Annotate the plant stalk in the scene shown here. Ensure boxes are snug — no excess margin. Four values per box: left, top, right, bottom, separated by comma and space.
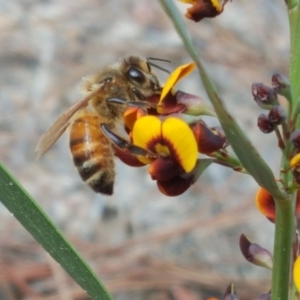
289, 2, 300, 105
271, 195, 295, 300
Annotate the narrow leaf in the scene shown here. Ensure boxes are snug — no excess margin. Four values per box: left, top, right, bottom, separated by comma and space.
0, 161, 113, 300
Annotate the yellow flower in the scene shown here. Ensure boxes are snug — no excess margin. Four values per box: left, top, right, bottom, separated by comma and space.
132, 115, 199, 196
117, 62, 219, 195
133, 116, 198, 172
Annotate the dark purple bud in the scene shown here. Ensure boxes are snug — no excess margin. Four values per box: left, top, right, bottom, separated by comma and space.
211, 126, 229, 148
257, 114, 276, 133
291, 130, 300, 148
272, 73, 290, 94
292, 167, 300, 185
268, 105, 286, 125
176, 91, 216, 116
239, 234, 273, 269
252, 83, 278, 109
191, 121, 226, 153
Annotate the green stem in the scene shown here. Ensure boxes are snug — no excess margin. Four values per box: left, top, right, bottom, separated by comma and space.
289, 2, 300, 105
271, 195, 295, 300
208, 151, 248, 174
273, 6, 300, 298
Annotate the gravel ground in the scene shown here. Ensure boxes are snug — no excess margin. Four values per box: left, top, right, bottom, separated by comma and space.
0, 0, 289, 299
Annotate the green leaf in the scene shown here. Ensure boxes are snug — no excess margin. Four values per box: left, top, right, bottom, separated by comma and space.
159, 0, 285, 200
0, 161, 113, 300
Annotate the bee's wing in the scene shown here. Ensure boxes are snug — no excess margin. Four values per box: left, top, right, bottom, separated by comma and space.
36, 83, 106, 159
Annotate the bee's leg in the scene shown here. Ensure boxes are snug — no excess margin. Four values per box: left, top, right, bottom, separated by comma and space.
131, 88, 158, 108
106, 97, 127, 105
132, 88, 146, 100
106, 97, 156, 109
100, 124, 158, 158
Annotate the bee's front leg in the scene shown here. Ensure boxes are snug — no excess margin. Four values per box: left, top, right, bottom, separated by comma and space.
100, 123, 158, 158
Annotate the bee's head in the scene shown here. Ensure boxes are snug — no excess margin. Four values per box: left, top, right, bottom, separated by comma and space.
122, 56, 170, 98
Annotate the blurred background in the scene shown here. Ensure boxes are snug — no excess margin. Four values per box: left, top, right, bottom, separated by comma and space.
0, 0, 289, 299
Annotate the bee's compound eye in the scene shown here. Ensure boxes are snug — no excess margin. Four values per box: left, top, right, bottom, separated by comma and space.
127, 67, 145, 84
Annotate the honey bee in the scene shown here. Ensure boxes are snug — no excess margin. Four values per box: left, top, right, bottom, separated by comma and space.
36, 56, 169, 195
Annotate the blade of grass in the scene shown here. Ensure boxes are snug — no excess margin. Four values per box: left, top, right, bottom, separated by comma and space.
0, 161, 113, 300
159, 0, 285, 200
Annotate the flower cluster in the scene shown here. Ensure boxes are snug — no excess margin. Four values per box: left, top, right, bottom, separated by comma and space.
115, 63, 229, 196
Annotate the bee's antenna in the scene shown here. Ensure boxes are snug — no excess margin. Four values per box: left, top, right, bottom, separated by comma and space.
147, 57, 171, 63
147, 57, 171, 74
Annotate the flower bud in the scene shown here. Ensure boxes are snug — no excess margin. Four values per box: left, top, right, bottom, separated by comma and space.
291, 130, 300, 149
239, 234, 273, 269
252, 83, 278, 109
271, 73, 290, 96
176, 91, 216, 116
257, 114, 276, 133
191, 121, 226, 153
268, 105, 286, 125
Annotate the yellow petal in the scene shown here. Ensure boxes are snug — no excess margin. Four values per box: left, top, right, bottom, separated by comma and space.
290, 153, 300, 168
211, 0, 223, 11
179, 0, 195, 3
123, 107, 146, 131
159, 62, 196, 103
294, 255, 300, 291
132, 115, 162, 165
162, 117, 197, 172
255, 187, 275, 220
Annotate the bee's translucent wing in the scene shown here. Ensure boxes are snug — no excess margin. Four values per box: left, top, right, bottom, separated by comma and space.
36, 83, 106, 159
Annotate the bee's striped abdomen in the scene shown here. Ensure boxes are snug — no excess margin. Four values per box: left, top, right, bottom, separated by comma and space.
70, 113, 115, 195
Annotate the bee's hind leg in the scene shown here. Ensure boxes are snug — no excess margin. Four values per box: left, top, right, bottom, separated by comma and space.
100, 123, 157, 158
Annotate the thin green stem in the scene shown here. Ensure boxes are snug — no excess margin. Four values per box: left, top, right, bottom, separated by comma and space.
271, 194, 295, 300
208, 151, 248, 174
274, 4, 300, 299
289, 2, 300, 105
